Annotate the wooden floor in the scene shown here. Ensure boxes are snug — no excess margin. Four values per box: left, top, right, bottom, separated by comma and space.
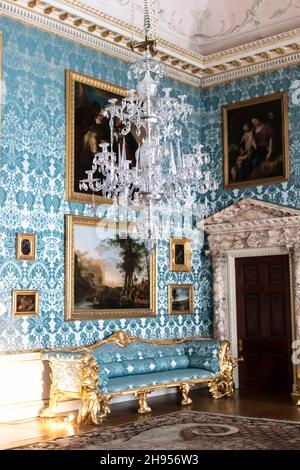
1, 389, 300, 449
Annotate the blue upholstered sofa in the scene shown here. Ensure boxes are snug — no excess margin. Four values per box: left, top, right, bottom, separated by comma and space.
40, 330, 236, 424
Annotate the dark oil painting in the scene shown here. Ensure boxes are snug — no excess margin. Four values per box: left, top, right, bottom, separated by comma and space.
223, 92, 288, 189
174, 244, 185, 265
73, 79, 140, 198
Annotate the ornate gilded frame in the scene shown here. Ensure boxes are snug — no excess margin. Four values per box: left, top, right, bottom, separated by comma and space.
16, 233, 36, 261
65, 69, 128, 204
12, 290, 39, 317
65, 215, 157, 320
168, 284, 194, 315
170, 237, 191, 272
223, 91, 289, 189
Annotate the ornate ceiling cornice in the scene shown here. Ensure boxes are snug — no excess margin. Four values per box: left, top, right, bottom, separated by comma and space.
1, 0, 300, 88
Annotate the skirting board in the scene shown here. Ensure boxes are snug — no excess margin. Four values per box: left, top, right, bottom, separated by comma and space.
0, 352, 205, 423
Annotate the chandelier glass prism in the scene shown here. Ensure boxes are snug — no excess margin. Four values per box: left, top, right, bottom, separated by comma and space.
79, 0, 217, 246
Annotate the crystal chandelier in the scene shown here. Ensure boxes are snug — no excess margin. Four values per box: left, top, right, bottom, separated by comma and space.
79, 0, 217, 250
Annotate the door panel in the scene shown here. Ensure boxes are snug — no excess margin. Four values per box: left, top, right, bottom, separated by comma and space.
236, 255, 293, 392
244, 294, 260, 337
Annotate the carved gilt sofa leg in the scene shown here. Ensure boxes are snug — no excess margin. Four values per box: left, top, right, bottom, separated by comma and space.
77, 390, 104, 425
136, 390, 152, 414
180, 382, 193, 405
40, 387, 61, 418
100, 394, 112, 415
208, 341, 237, 399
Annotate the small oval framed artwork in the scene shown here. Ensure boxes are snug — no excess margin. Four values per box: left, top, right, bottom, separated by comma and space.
16, 234, 36, 261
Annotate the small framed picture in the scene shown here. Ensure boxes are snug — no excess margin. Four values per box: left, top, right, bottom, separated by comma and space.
16, 234, 36, 261
12, 290, 39, 316
170, 238, 191, 272
168, 284, 193, 315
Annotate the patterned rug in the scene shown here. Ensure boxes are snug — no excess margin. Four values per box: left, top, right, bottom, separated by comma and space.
14, 411, 300, 450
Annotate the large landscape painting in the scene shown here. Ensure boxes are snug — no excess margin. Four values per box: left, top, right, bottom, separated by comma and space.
65, 216, 156, 320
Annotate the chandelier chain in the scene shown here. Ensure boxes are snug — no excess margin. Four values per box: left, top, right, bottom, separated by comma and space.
130, 0, 135, 45
143, 0, 151, 38
149, 0, 158, 42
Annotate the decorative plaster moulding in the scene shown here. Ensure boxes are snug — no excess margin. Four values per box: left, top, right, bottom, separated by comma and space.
1, 0, 300, 88
201, 199, 300, 235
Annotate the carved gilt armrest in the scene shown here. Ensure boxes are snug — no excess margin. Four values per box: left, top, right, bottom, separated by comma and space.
208, 341, 240, 399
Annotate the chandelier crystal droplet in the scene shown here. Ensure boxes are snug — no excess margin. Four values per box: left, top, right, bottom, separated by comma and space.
79, 0, 217, 249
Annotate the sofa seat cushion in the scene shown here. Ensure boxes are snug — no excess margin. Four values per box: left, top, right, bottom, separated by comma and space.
101, 355, 190, 379
185, 340, 220, 373
93, 341, 186, 363
101, 368, 215, 393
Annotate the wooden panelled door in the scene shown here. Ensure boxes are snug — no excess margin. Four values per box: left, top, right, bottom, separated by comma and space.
235, 255, 293, 392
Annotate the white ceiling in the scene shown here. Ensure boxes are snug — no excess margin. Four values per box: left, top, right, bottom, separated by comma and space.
61, 0, 300, 55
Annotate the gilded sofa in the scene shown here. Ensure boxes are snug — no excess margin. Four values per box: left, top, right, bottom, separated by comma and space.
40, 330, 236, 424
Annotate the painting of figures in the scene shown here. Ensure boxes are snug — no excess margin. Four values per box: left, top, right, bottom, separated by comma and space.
12, 290, 39, 316
223, 92, 288, 189
65, 216, 156, 320
66, 70, 141, 204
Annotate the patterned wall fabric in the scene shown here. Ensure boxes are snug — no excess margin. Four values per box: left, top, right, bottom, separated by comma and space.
2, 18, 299, 352
0, 17, 212, 352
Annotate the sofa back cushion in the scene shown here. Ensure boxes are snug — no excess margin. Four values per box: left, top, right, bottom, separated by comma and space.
93, 341, 189, 378
185, 339, 220, 373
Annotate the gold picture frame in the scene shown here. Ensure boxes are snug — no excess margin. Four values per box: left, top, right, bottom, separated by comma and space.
170, 238, 191, 272
12, 290, 39, 316
168, 284, 194, 315
65, 215, 157, 320
223, 91, 289, 189
0, 32, 2, 131
16, 234, 36, 261
66, 70, 129, 205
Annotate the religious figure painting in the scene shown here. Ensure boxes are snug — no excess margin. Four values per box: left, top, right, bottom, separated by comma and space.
66, 70, 141, 204
223, 92, 289, 189
65, 215, 156, 320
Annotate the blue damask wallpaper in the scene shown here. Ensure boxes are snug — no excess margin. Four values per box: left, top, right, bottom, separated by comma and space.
0, 17, 212, 352
1, 17, 300, 352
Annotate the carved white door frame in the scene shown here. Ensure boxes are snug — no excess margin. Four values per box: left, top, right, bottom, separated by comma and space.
201, 198, 300, 400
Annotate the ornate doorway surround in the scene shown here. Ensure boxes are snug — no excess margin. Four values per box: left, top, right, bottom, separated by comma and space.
203, 198, 300, 401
